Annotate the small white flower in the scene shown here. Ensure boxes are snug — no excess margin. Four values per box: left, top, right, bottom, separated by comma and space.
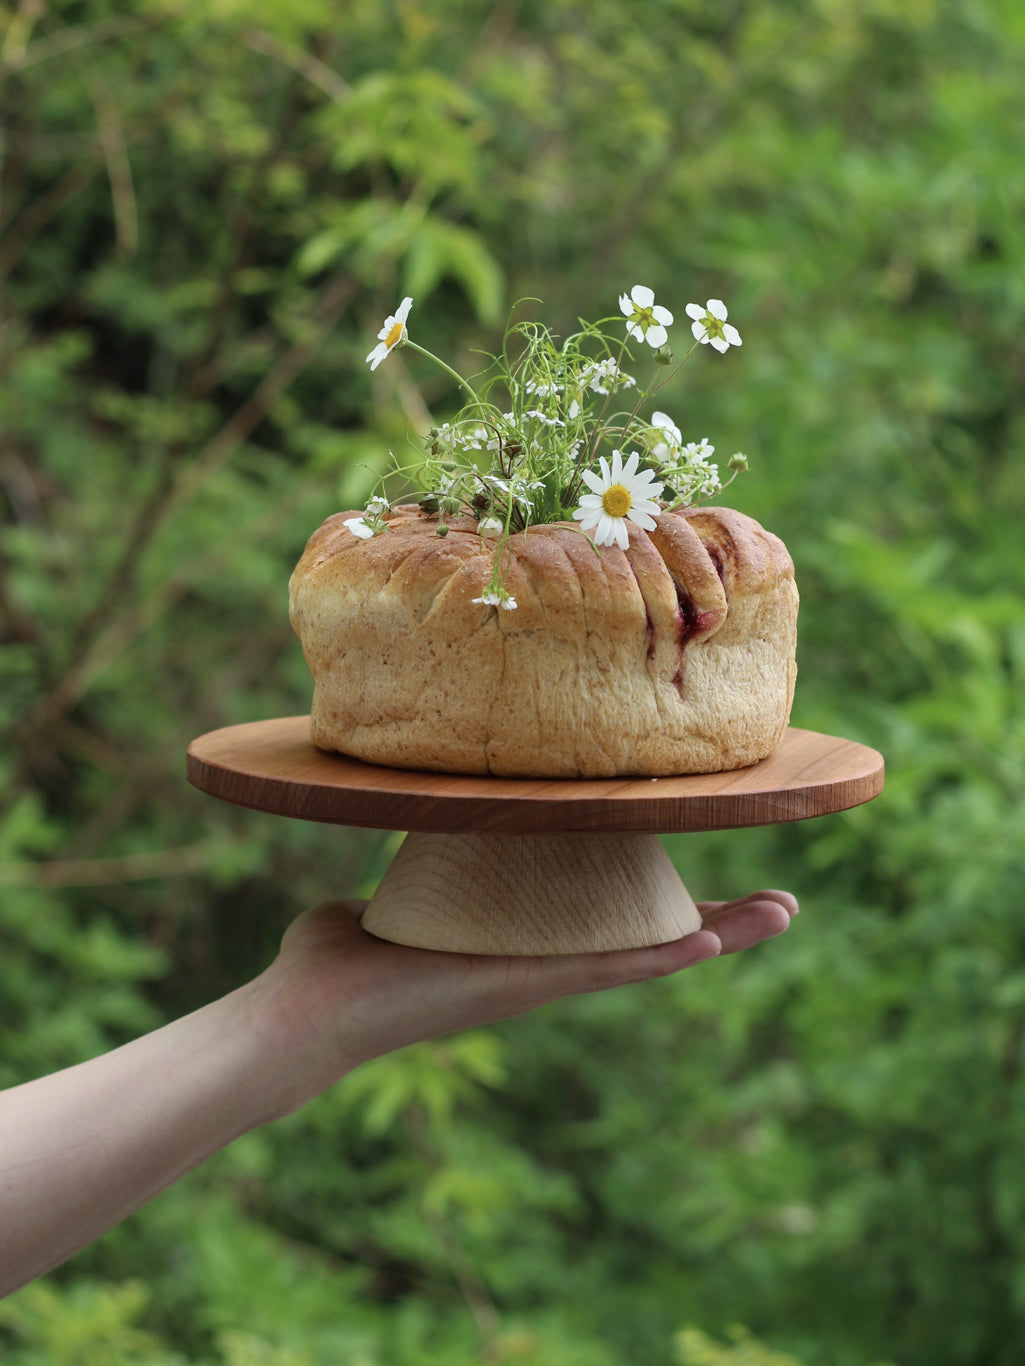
509, 476, 544, 511
651, 411, 682, 448
685, 298, 742, 354
525, 408, 565, 427
473, 588, 518, 610
700, 467, 722, 496
619, 285, 673, 348
661, 435, 722, 501
365, 296, 413, 370
477, 517, 503, 538
449, 424, 486, 452
365, 495, 390, 516
344, 516, 376, 539
579, 358, 636, 395
572, 448, 663, 550
683, 437, 715, 461
525, 378, 562, 397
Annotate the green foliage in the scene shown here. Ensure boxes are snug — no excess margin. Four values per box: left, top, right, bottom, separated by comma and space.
0, 1278, 189, 1365
3, 0, 1025, 1363
677, 1325, 850, 1366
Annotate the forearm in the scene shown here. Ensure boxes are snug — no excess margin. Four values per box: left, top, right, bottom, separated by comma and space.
0, 893, 794, 1299
0, 977, 306, 1298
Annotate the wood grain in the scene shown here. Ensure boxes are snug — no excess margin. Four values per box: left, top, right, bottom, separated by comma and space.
186, 716, 884, 835
361, 830, 703, 955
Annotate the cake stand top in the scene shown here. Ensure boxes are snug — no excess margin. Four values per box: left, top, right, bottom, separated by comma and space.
186, 717, 883, 835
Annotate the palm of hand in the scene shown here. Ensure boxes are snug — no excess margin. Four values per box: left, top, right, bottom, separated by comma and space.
261, 891, 797, 1087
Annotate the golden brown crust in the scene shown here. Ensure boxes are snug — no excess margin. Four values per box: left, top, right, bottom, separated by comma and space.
288, 504, 798, 777
679, 504, 794, 599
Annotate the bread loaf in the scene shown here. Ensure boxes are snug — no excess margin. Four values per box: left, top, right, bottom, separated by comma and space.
288, 505, 798, 778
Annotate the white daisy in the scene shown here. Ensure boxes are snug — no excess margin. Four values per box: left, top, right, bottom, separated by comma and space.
618, 285, 673, 348
685, 298, 742, 354
365, 295, 413, 370
572, 449, 664, 550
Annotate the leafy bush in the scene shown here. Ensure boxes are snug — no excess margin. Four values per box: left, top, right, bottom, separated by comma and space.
2, 0, 1024, 1363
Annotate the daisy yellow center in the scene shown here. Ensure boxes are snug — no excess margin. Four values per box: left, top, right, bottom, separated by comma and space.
385, 320, 405, 349
602, 484, 632, 518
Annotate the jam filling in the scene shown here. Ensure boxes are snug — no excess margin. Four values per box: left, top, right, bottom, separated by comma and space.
675, 582, 718, 649
671, 581, 721, 698
634, 543, 729, 697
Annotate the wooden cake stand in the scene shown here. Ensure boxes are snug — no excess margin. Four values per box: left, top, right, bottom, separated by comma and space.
187, 717, 884, 956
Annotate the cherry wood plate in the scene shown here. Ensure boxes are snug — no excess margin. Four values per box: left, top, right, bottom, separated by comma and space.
186, 716, 883, 835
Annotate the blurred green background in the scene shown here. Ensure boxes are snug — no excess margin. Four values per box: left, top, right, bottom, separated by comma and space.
1, 0, 1024, 1361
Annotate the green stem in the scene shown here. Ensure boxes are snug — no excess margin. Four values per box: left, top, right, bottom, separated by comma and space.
649, 338, 702, 395
404, 340, 479, 405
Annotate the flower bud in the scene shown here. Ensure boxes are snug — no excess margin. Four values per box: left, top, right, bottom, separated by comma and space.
729, 451, 749, 471
419, 493, 440, 513
478, 517, 503, 539
471, 490, 491, 513
436, 525, 449, 537
442, 496, 462, 515
653, 345, 673, 366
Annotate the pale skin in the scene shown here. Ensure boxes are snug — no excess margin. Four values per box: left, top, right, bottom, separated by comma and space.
0, 890, 797, 1300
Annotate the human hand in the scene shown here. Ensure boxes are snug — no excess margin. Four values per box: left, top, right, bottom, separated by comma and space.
0, 886, 796, 1294
253, 890, 798, 1113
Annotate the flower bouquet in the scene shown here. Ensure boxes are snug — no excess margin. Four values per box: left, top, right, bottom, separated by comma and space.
288, 287, 798, 779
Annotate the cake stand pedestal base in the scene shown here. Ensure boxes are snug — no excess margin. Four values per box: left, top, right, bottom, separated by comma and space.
186, 717, 885, 956
360, 830, 701, 955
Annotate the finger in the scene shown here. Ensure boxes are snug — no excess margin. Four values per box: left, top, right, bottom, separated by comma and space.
697, 894, 795, 954
512, 927, 725, 1002
697, 889, 799, 920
